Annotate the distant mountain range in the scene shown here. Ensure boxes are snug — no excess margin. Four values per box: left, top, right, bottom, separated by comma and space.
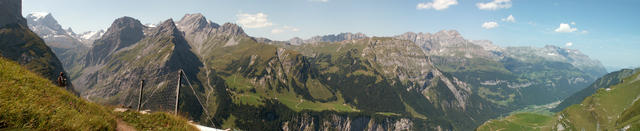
25, 12, 103, 47
2, 1, 614, 130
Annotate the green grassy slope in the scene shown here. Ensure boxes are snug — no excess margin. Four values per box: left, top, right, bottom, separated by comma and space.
552, 69, 637, 112
0, 57, 116, 130
554, 71, 640, 130
0, 24, 75, 93
476, 113, 553, 131
477, 70, 640, 131
0, 57, 197, 130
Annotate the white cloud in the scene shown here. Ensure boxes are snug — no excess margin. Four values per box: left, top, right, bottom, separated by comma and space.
477, 0, 512, 10
554, 23, 578, 32
271, 26, 300, 34
310, 0, 328, 2
482, 21, 499, 29
581, 30, 589, 34
565, 42, 573, 47
236, 12, 273, 28
501, 14, 515, 22
571, 21, 576, 25
417, 0, 458, 11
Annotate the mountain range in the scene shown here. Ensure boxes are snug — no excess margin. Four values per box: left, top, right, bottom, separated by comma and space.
1, 1, 618, 130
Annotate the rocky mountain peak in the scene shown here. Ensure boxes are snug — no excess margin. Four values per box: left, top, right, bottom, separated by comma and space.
288, 37, 304, 45
85, 16, 144, 66
217, 22, 246, 36
26, 12, 68, 36
149, 19, 181, 37
108, 16, 144, 32
177, 13, 220, 33
101, 16, 144, 45
0, 0, 26, 27
65, 27, 75, 35
433, 30, 463, 40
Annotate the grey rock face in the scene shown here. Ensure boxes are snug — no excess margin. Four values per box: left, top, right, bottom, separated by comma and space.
176, 13, 219, 34
0, 0, 26, 27
176, 13, 247, 55
85, 16, 144, 66
396, 30, 499, 59
26, 12, 85, 49
504, 45, 607, 78
217, 23, 246, 36
289, 32, 368, 45
282, 113, 427, 131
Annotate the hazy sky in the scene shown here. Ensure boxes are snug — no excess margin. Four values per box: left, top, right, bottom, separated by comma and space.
22, 0, 640, 71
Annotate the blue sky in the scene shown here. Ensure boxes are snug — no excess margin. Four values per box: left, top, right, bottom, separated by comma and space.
23, 0, 640, 71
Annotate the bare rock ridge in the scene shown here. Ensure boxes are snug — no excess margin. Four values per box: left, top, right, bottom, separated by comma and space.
176, 13, 246, 37
85, 16, 144, 66
288, 32, 368, 45
176, 13, 219, 34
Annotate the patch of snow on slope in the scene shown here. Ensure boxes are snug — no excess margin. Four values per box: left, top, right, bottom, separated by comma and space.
81, 31, 100, 39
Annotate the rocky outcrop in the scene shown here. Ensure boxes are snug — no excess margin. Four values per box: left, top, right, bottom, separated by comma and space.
282, 113, 432, 131
395, 30, 499, 60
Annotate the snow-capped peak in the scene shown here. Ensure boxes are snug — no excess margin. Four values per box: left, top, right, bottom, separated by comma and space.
80, 30, 104, 40
145, 23, 157, 28
28, 12, 50, 21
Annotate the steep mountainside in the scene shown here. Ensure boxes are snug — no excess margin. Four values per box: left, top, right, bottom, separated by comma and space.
0, 57, 198, 130
477, 69, 640, 131
396, 30, 606, 107
552, 69, 638, 112
0, 0, 75, 93
0, 57, 115, 130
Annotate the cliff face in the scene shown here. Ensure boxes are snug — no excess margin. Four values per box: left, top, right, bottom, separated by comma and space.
283, 113, 424, 131
0, 0, 26, 27
0, 0, 75, 94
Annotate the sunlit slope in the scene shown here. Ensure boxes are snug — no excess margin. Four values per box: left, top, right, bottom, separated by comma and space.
0, 57, 116, 130
477, 70, 640, 131
0, 57, 197, 130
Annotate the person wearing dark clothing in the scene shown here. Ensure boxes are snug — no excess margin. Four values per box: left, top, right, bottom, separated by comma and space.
57, 72, 67, 87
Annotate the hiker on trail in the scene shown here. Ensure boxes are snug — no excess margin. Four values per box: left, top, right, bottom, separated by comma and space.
57, 72, 67, 87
